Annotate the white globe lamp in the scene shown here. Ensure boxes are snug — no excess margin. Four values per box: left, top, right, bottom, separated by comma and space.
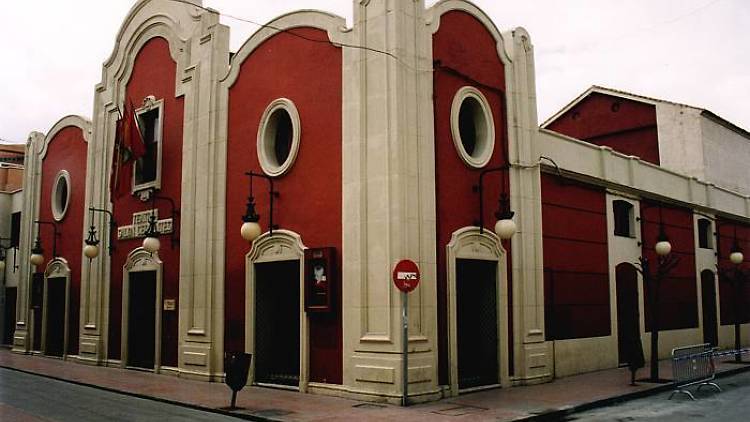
495, 218, 517, 240
654, 240, 672, 256
241, 221, 262, 242
143, 235, 160, 253
730, 250, 744, 265
83, 243, 99, 259
30, 251, 44, 266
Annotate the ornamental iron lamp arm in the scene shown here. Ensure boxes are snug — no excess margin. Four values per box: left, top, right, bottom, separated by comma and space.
87, 207, 117, 256
242, 172, 279, 240
34, 220, 60, 259
142, 188, 179, 252
472, 165, 515, 239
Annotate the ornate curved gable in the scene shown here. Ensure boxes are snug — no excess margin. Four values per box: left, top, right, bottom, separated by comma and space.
246, 230, 307, 264
45, 257, 71, 279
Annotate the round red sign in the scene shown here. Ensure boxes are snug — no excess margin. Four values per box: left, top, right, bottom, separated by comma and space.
393, 259, 420, 293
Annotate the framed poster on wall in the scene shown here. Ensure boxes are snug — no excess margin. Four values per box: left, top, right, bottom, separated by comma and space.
304, 247, 335, 312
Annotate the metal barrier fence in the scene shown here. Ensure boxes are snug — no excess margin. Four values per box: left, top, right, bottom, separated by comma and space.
669, 343, 721, 400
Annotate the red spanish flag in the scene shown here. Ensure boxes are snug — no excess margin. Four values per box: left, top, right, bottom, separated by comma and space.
109, 100, 146, 199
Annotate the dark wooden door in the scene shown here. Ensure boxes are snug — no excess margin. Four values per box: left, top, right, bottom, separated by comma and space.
3, 287, 16, 345
128, 271, 156, 369
456, 259, 498, 389
45, 277, 66, 357
616, 263, 639, 365
255, 260, 300, 386
701, 270, 718, 347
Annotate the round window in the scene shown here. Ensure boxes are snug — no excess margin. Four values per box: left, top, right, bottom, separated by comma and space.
450, 86, 495, 168
51, 170, 71, 221
257, 98, 301, 177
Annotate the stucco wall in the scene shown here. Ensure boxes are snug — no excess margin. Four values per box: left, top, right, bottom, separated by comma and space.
108, 36, 184, 367
546, 93, 659, 164
225, 27, 343, 385
701, 116, 750, 196
655, 103, 704, 180
38, 125, 88, 355
432, 10, 509, 385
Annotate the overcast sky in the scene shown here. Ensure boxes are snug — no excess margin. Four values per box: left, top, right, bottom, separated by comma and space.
1, 0, 747, 144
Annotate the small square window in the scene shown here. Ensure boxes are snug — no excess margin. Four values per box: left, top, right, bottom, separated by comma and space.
133, 100, 163, 192
613, 200, 634, 237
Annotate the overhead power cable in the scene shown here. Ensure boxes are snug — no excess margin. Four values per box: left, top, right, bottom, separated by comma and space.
167, 0, 433, 73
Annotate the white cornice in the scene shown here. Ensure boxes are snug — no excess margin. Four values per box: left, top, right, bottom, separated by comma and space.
537, 128, 750, 221
39, 115, 92, 160
221, 10, 347, 88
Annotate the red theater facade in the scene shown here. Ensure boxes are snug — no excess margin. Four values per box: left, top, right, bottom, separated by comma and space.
11, 0, 750, 403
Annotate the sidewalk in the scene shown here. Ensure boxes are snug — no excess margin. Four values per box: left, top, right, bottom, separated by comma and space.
2, 348, 748, 422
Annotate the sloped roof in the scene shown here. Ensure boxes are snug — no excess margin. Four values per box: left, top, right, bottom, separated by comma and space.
541, 85, 750, 139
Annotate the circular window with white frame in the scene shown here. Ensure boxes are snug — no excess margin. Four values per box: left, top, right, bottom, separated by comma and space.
450, 86, 496, 169
51, 170, 71, 221
257, 98, 301, 177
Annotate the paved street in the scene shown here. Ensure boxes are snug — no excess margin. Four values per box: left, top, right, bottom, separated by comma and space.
0, 368, 238, 422
569, 367, 750, 421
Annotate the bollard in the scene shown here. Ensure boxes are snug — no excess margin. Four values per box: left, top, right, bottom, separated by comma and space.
224, 351, 252, 410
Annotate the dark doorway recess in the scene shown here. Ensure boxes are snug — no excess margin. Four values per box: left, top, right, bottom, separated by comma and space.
616, 263, 639, 365
32, 273, 43, 351
701, 270, 718, 347
45, 277, 66, 357
255, 260, 300, 387
456, 259, 498, 389
3, 287, 16, 345
128, 271, 156, 369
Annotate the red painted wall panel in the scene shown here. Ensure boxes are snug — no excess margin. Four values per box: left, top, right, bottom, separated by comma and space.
225, 28, 342, 384
107, 36, 183, 367
640, 204, 698, 331
547, 93, 660, 165
38, 126, 87, 355
540, 174, 611, 340
716, 219, 750, 325
433, 11, 509, 384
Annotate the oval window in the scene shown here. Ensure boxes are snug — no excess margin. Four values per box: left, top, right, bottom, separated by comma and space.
451, 86, 495, 168
51, 170, 71, 221
257, 98, 301, 177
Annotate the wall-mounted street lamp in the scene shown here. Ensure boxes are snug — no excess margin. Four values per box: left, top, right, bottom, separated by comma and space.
141, 188, 179, 254
473, 165, 516, 240
83, 207, 117, 259
0, 237, 15, 272
730, 238, 744, 265
30, 220, 60, 266
654, 223, 672, 257
636, 205, 679, 383
240, 171, 279, 243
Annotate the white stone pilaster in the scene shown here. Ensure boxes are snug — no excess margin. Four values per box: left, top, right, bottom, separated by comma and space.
176, 9, 230, 382
342, 0, 440, 402
505, 28, 553, 384
12, 131, 44, 353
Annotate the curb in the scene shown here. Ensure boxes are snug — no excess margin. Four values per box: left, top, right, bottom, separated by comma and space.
4, 361, 750, 422
515, 364, 750, 421
0, 364, 282, 422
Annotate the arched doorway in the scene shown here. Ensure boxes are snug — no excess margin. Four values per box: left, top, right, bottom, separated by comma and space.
42, 259, 70, 357
245, 230, 308, 391
615, 263, 640, 365
701, 270, 718, 347
446, 227, 509, 394
121, 248, 163, 371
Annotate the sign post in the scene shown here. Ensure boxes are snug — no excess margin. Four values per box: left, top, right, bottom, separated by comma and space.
393, 259, 420, 407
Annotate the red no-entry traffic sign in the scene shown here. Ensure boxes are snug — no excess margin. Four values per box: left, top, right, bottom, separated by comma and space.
393, 259, 420, 293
